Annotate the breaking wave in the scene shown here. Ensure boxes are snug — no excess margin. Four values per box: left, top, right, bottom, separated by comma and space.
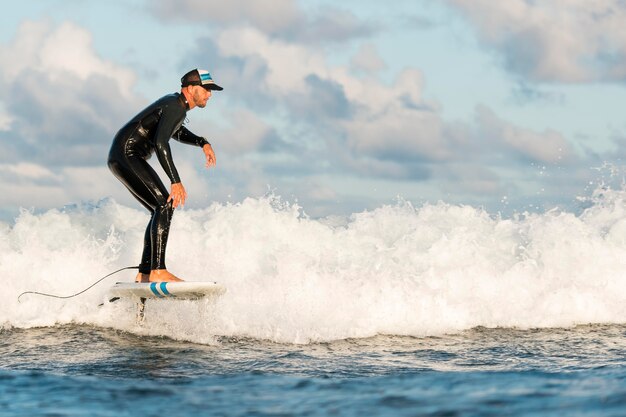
2, 188, 626, 344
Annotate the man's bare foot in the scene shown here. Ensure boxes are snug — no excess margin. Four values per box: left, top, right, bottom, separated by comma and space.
135, 272, 150, 283
148, 269, 184, 282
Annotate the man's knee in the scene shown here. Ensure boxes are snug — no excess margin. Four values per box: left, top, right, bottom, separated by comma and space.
155, 200, 174, 217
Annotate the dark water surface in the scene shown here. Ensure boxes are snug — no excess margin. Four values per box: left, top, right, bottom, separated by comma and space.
2, 324, 626, 416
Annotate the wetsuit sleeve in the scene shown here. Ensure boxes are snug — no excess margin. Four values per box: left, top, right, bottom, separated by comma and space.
153, 104, 183, 184
173, 126, 210, 147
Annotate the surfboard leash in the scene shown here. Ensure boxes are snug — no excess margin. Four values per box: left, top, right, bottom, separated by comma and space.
17, 265, 139, 303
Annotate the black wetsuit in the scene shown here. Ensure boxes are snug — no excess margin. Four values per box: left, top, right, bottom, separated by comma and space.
108, 93, 208, 274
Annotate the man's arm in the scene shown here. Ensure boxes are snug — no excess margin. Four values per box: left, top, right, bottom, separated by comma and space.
152, 104, 183, 184
174, 126, 216, 168
173, 126, 210, 147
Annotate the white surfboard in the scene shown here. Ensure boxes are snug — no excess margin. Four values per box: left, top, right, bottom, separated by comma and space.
110, 281, 226, 300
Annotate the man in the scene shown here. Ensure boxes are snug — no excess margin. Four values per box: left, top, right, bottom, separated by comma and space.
108, 68, 222, 283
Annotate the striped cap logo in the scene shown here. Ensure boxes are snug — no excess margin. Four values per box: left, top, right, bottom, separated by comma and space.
198, 70, 215, 86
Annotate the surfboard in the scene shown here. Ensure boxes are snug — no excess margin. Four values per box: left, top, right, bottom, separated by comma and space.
109, 281, 226, 300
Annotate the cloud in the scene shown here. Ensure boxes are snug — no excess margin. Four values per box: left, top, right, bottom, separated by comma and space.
289, 74, 353, 120
0, 160, 160, 214
0, 162, 60, 181
187, 22, 586, 195
0, 7, 600, 221
475, 105, 576, 165
343, 101, 446, 162
0, 20, 135, 92
509, 82, 565, 106
437, 163, 504, 195
149, 0, 300, 33
0, 102, 12, 131
445, 0, 626, 82
290, 7, 377, 44
0, 161, 64, 208
193, 27, 450, 177
0, 20, 142, 167
213, 109, 283, 154
214, 26, 329, 96
403, 14, 438, 30
149, 0, 377, 43
350, 43, 387, 74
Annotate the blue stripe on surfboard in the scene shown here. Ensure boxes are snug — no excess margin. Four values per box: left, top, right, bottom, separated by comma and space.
159, 282, 173, 297
150, 282, 163, 298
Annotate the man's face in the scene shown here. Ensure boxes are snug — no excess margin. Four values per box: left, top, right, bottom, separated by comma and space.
192, 86, 211, 108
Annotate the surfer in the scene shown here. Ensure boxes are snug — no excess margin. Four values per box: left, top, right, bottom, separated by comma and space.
108, 69, 222, 283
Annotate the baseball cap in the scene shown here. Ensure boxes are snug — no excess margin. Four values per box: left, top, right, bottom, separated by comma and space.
181, 69, 223, 91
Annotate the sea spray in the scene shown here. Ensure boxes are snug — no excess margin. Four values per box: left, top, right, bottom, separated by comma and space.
2, 191, 626, 344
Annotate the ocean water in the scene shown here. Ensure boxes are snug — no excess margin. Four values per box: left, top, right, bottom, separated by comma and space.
2, 190, 626, 416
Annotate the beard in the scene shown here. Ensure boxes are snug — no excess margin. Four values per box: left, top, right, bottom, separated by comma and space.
193, 91, 209, 108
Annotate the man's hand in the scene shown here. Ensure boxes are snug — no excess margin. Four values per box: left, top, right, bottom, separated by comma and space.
203, 143, 216, 168
168, 182, 187, 209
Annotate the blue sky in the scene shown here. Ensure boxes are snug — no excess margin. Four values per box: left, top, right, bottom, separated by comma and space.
2, 0, 626, 221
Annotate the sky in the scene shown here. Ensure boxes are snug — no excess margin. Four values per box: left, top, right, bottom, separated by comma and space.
2, 0, 626, 221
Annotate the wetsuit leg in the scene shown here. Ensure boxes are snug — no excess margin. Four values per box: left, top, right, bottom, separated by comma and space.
108, 155, 174, 273
139, 223, 151, 274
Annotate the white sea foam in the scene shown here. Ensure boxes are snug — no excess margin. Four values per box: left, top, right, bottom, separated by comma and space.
2, 189, 626, 344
